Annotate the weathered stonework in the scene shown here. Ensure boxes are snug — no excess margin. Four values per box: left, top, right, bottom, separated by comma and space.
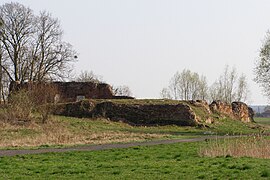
232, 102, 254, 123
210, 100, 233, 116
9, 81, 134, 102
190, 100, 212, 114
210, 100, 254, 122
53, 82, 113, 102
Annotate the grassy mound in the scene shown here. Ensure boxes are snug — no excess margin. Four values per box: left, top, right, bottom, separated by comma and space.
54, 99, 219, 126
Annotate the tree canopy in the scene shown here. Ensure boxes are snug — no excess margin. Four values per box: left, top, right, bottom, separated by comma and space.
161, 66, 249, 103
161, 69, 208, 101
0, 2, 76, 83
254, 31, 270, 101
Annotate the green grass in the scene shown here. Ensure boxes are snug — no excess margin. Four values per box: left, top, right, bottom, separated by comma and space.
0, 141, 269, 179
62, 99, 264, 135
60, 115, 263, 138
0, 98, 263, 149
255, 117, 270, 125
59, 115, 204, 137
208, 117, 262, 135
0, 115, 265, 149
0, 116, 206, 149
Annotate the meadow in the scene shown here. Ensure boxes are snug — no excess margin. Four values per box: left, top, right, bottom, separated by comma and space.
0, 116, 268, 179
0, 115, 264, 149
0, 141, 269, 179
254, 117, 270, 125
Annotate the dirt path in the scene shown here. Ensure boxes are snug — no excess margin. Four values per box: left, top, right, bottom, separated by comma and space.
0, 135, 245, 157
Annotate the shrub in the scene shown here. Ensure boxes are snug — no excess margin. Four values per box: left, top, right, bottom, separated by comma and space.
6, 90, 34, 123
29, 83, 58, 123
5, 82, 58, 124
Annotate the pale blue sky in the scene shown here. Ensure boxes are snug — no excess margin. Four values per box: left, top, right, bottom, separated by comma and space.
3, 0, 270, 104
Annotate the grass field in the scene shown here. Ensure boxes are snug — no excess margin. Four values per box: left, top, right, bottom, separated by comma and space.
0, 111, 268, 178
0, 116, 202, 149
0, 97, 265, 149
0, 115, 264, 149
254, 117, 270, 125
0, 141, 269, 179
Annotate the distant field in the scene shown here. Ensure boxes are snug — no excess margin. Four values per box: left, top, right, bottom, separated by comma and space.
254, 117, 270, 125
0, 141, 269, 179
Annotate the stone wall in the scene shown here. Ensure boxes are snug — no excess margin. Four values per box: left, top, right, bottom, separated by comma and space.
9, 81, 115, 102
53, 82, 114, 102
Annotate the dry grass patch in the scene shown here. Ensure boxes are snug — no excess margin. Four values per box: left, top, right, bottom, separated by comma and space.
200, 135, 270, 159
0, 118, 165, 148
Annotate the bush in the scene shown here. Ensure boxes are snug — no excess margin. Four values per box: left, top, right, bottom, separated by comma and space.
6, 90, 34, 123
29, 83, 58, 123
6, 83, 58, 124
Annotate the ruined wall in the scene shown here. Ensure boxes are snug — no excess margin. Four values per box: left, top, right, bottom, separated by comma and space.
54, 100, 96, 118
9, 81, 114, 102
53, 82, 114, 102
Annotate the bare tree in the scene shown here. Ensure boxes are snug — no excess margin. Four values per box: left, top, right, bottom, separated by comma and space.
188, 71, 200, 100
254, 31, 270, 101
161, 69, 208, 101
236, 74, 248, 102
169, 72, 180, 100
29, 11, 76, 81
0, 2, 34, 82
160, 87, 172, 99
198, 75, 208, 100
163, 67, 247, 103
210, 65, 249, 103
0, 3, 76, 85
226, 66, 237, 102
178, 69, 192, 100
76, 70, 102, 83
114, 85, 133, 97
209, 80, 223, 101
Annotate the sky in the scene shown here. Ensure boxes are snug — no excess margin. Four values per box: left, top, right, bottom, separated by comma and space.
2, 0, 270, 105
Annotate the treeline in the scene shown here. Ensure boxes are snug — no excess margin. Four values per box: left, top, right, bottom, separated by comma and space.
161, 65, 249, 103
